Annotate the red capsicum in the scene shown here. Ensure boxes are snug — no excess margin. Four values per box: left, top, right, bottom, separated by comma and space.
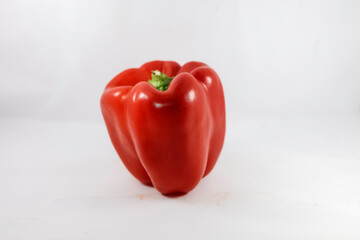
101, 60, 225, 196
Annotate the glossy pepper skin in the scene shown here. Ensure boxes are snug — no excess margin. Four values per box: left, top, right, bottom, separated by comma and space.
100, 60, 225, 196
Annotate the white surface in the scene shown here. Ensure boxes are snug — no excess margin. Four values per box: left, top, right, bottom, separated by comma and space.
1, 0, 360, 239
1, 117, 360, 239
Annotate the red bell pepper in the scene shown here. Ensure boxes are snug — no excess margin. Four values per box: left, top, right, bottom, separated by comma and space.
101, 60, 226, 196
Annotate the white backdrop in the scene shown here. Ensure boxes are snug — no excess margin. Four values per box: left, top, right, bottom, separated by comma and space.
1, 0, 360, 121
1, 0, 360, 239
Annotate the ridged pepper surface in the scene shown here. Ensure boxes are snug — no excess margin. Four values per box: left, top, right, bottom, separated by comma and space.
101, 60, 225, 195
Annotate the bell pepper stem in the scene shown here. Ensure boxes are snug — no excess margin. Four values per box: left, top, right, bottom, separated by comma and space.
148, 70, 174, 91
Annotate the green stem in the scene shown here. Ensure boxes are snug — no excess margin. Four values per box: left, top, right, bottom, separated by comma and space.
148, 70, 174, 91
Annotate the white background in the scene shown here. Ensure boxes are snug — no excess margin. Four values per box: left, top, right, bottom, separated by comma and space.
1, 0, 360, 239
